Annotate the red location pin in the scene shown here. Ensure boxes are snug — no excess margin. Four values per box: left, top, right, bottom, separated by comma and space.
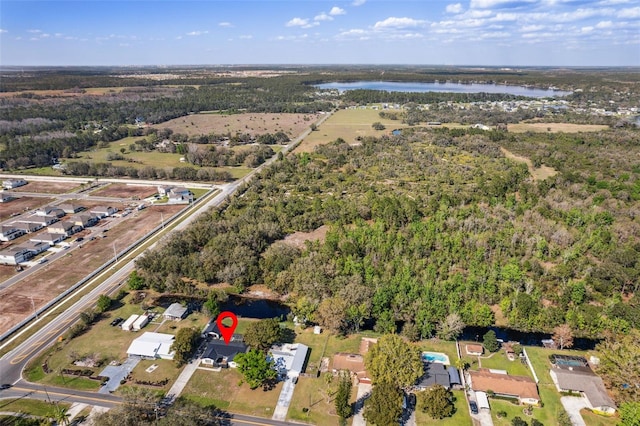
216, 311, 238, 345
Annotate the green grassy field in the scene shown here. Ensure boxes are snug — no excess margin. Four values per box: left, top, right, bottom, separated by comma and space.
478, 350, 532, 377
77, 137, 186, 169
0, 399, 70, 417
414, 390, 472, 425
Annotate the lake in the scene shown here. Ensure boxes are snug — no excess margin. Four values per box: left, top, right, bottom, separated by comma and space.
220, 295, 291, 319
316, 81, 571, 98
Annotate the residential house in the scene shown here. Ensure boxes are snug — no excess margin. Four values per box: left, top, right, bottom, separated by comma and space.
167, 187, 193, 204
0, 225, 25, 242
0, 191, 13, 203
17, 240, 50, 255
35, 206, 65, 218
48, 221, 81, 237
58, 203, 84, 214
69, 213, 98, 228
270, 343, 310, 379
468, 369, 540, 406
202, 322, 243, 342
157, 185, 173, 196
448, 366, 462, 387
24, 214, 58, 227
332, 353, 371, 384
201, 339, 248, 368
549, 364, 616, 415
90, 206, 118, 218
163, 303, 188, 321
12, 221, 43, 234
0, 247, 32, 265
30, 233, 66, 245
126, 332, 175, 360
416, 362, 451, 390
3, 179, 27, 189
466, 344, 484, 356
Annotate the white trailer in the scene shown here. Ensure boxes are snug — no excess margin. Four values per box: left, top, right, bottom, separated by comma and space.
121, 314, 139, 331
132, 314, 150, 331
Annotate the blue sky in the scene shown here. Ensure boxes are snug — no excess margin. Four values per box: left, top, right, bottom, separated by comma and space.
1, 0, 639, 66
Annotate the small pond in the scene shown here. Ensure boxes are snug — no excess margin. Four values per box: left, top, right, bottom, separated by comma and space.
220, 295, 290, 319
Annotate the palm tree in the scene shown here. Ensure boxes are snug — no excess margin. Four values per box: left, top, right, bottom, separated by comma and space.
50, 403, 71, 426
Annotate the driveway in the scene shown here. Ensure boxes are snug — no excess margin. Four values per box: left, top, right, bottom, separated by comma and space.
560, 396, 588, 426
352, 383, 372, 426
272, 376, 297, 421
98, 357, 141, 394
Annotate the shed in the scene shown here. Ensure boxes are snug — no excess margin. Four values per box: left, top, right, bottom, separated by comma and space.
448, 366, 461, 385
163, 303, 188, 321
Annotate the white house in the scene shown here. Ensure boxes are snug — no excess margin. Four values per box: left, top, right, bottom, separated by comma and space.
0, 247, 32, 265
17, 240, 50, 255
30, 233, 66, 245
163, 303, 188, 321
0, 225, 25, 242
126, 332, 175, 360
90, 206, 118, 218
270, 343, 309, 379
549, 365, 616, 415
12, 221, 43, 234
3, 179, 27, 189
0, 191, 13, 203
48, 221, 81, 237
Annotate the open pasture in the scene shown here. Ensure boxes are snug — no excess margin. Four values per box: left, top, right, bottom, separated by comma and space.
153, 112, 319, 138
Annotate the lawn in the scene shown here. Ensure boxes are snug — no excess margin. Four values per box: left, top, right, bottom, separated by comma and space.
0, 399, 70, 419
490, 397, 550, 426
478, 350, 532, 377
124, 358, 183, 393
182, 368, 283, 417
414, 390, 472, 425
581, 408, 618, 426
294, 108, 410, 153
287, 375, 358, 426
293, 328, 362, 374
76, 137, 187, 169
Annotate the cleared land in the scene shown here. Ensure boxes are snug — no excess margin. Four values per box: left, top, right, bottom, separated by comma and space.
507, 122, 609, 133
6, 181, 80, 194
294, 109, 408, 153
90, 183, 157, 199
500, 147, 558, 181
78, 138, 186, 169
0, 204, 183, 334
153, 112, 319, 138
0, 196, 53, 221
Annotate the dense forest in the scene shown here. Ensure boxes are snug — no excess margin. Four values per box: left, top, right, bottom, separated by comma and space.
134, 124, 640, 340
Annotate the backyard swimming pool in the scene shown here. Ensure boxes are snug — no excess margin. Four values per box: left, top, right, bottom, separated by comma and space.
421, 351, 450, 364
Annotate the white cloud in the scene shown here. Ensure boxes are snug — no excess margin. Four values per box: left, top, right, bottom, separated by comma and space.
314, 12, 333, 21
617, 6, 640, 18
352, 0, 366, 6
373, 17, 426, 29
239, 35, 253, 39
186, 30, 208, 36
446, 3, 464, 13
0, 29, 7, 34
470, 0, 523, 8
595, 20, 613, 28
27, 29, 42, 33
286, 17, 309, 27
520, 24, 544, 31
330, 6, 346, 16
219, 22, 233, 28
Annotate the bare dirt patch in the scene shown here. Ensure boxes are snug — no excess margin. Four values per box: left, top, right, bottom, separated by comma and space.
8, 181, 80, 194
0, 205, 184, 334
91, 183, 157, 199
507, 122, 609, 133
500, 147, 558, 181
154, 112, 319, 139
0, 196, 54, 221
283, 225, 329, 249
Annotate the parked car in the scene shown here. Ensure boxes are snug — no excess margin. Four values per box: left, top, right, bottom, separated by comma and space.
110, 317, 124, 327
0, 384, 11, 390
469, 401, 478, 414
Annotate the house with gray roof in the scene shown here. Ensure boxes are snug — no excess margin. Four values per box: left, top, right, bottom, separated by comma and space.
163, 303, 188, 321
549, 365, 616, 415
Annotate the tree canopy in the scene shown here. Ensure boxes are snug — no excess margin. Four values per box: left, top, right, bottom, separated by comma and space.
171, 327, 199, 366
595, 330, 640, 404
365, 334, 422, 388
416, 384, 455, 419
363, 381, 403, 426
242, 318, 283, 353
234, 349, 277, 390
